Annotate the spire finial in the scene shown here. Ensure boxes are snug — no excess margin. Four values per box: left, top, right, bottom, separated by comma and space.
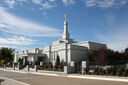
64, 13, 67, 21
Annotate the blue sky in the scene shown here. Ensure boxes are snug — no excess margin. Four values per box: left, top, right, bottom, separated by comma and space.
0, 0, 128, 51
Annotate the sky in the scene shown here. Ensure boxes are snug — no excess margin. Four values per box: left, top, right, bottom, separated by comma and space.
0, 0, 128, 52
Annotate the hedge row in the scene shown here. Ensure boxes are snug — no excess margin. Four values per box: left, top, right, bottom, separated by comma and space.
83, 67, 128, 77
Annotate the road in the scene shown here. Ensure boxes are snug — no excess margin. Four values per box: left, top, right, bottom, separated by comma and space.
0, 70, 128, 85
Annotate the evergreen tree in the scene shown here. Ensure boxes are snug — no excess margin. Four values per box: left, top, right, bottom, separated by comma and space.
55, 55, 60, 66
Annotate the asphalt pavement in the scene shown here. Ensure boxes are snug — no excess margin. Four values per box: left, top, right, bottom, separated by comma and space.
0, 70, 42, 85
0, 70, 128, 85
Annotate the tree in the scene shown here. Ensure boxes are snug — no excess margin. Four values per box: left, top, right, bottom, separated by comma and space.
88, 49, 114, 65
88, 48, 128, 65
18, 58, 23, 65
55, 55, 60, 66
0, 48, 15, 64
124, 48, 128, 61
125, 48, 128, 53
124, 48, 128, 57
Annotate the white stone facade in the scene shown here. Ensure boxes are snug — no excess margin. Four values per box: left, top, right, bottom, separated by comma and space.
14, 15, 107, 65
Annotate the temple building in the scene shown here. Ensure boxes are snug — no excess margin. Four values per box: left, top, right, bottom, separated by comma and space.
14, 14, 107, 66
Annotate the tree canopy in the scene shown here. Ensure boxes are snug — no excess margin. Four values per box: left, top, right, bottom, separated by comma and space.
88, 48, 128, 65
0, 47, 15, 64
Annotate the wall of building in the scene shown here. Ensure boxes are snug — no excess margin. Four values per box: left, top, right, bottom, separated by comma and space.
51, 43, 67, 64
72, 41, 107, 51
89, 42, 107, 50
27, 56, 34, 62
70, 45, 88, 62
43, 46, 51, 63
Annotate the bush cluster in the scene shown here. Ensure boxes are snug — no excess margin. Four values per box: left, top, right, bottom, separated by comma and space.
84, 66, 128, 77
38, 64, 64, 72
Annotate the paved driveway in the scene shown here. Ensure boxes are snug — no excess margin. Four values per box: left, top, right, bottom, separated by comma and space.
0, 70, 42, 85
0, 70, 42, 79
16, 75, 128, 85
0, 70, 128, 85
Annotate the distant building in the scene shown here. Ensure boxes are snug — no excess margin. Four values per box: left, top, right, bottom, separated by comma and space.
14, 14, 107, 66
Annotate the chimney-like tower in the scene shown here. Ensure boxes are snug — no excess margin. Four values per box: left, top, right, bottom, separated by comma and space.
62, 14, 70, 40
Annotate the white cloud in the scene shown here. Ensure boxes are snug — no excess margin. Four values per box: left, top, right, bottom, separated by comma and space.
6, 0, 16, 8
0, 45, 17, 49
0, 36, 35, 45
85, 0, 97, 7
32, 0, 56, 9
0, 7, 61, 37
3, 0, 55, 9
4, 0, 27, 8
3, 0, 76, 9
16, 0, 27, 2
85, 0, 128, 8
42, 1, 56, 9
96, 27, 128, 51
32, 0, 43, 5
61, 0, 75, 6
48, 0, 56, 2
99, 0, 118, 8
0, 44, 32, 51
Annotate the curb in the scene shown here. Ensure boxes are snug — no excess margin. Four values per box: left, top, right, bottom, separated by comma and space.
67, 75, 128, 82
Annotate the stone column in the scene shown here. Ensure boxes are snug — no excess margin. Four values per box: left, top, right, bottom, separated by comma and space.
35, 65, 38, 72
13, 62, 15, 70
26, 65, 29, 71
64, 66, 68, 74
40, 62, 43, 66
23, 57, 25, 65
64, 61, 75, 74
4, 64, 6, 69
126, 63, 128, 69
70, 61, 75, 67
17, 62, 20, 70
81, 61, 88, 74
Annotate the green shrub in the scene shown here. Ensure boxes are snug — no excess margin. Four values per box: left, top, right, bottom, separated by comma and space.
122, 71, 127, 77
116, 69, 122, 76
95, 71, 99, 75
105, 70, 109, 75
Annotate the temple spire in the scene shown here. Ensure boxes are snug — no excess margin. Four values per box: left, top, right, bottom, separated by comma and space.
62, 14, 70, 40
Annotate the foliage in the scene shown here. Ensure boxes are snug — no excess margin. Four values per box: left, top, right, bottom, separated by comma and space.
88, 48, 128, 65
84, 66, 128, 77
124, 48, 128, 60
0, 47, 15, 64
18, 58, 23, 65
86, 47, 128, 77
0, 60, 5, 64
55, 55, 60, 66
125, 48, 128, 53
88, 49, 113, 65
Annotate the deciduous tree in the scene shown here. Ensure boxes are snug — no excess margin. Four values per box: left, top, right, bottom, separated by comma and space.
0, 48, 15, 64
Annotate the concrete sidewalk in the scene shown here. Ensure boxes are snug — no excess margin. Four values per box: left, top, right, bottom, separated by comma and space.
0, 68, 128, 83
0, 76, 30, 85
